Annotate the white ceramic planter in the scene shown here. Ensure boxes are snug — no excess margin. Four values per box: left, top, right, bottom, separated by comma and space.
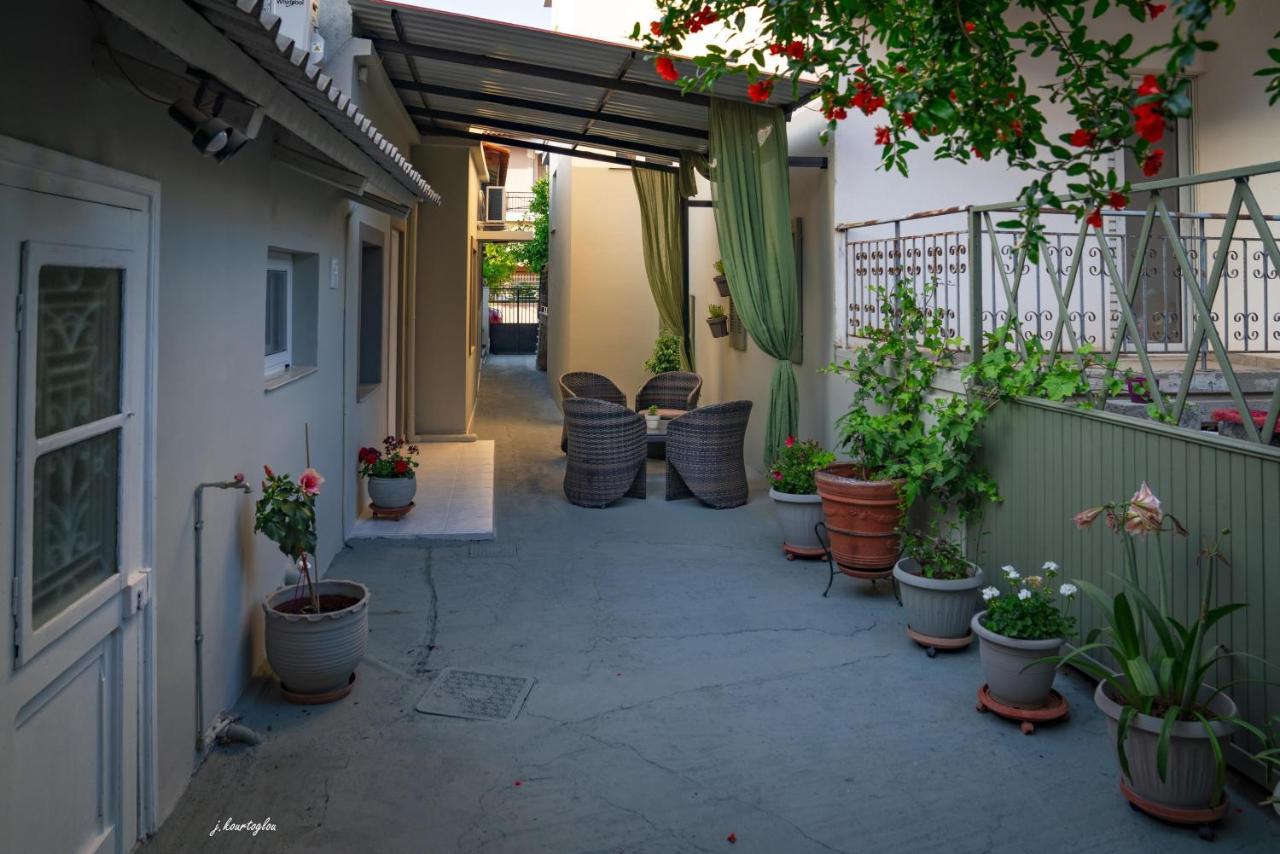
893, 558, 984, 640
367, 475, 416, 509
645, 414, 663, 432
263, 579, 370, 696
971, 611, 1063, 708
769, 488, 824, 553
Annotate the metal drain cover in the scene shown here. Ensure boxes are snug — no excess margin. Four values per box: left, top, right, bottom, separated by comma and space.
415, 668, 534, 721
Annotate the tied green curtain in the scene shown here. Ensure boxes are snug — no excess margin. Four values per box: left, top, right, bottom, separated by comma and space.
632, 167, 690, 369
708, 98, 799, 469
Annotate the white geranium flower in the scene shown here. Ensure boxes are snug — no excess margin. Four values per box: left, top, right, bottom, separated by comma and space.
1042, 560, 1060, 572
1059, 583, 1078, 597
1017, 588, 1033, 601
1002, 565, 1020, 580
981, 586, 1000, 601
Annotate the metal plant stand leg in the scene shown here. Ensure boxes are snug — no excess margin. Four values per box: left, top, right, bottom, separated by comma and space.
816, 521, 838, 598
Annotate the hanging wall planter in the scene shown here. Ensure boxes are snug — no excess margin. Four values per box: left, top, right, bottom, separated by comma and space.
707, 305, 729, 339
712, 260, 731, 297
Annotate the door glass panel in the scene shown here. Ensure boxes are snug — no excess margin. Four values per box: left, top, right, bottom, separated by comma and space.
35, 265, 123, 437
32, 430, 120, 627
265, 269, 288, 356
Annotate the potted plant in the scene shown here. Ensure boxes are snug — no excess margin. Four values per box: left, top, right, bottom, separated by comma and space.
645, 404, 663, 431
972, 562, 1076, 708
712, 260, 730, 297
892, 523, 985, 647
256, 466, 369, 703
643, 329, 683, 375
358, 435, 420, 511
820, 280, 997, 574
1126, 374, 1154, 403
1055, 483, 1275, 817
706, 303, 729, 338
768, 436, 836, 559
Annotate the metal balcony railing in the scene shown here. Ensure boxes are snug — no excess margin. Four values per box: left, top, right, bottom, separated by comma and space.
836, 161, 1280, 444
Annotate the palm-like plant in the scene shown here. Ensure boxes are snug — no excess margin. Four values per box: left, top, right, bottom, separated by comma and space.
1053, 483, 1272, 803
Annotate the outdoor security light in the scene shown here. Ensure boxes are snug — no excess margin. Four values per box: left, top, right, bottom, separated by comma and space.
214, 127, 251, 163
168, 99, 231, 157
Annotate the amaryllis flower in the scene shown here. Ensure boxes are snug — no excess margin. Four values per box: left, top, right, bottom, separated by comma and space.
1124, 481, 1162, 535
981, 586, 1000, 601
298, 467, 325, 496
655, 56, 679, 83
1059, 583, 1078, 597
1073, 506, 1104, 528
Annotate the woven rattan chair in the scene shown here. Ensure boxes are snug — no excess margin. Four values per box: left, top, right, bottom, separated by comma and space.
635, 371, 703, 416
563, 398, 647, 508
664, 401, 753, 509
559, 372, 627, 452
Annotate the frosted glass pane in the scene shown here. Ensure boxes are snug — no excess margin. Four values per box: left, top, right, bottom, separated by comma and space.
265, 270, 288, 356
35, 265, 123, 438
32, 431, 120, 627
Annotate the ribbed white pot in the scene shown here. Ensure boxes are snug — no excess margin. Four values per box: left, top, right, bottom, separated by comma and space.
893, 558, 984, 640
367, 475, 416, 509
263, 579, 370, 695
769, 488, 824, 552
971, 611, 1062, 708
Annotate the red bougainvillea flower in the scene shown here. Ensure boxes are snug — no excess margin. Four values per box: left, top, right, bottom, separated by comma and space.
298, 467, 325, 496
649, 21, 662, 36
746, 79, 774, 102
875, 126, 891, 145
655, 56, 679, 83
901, 110, 915, 128
785, 40, 805, 61
768, 43, 782, 55
1108, 191, 1128, 210
1142, 148, 1165, 176
850, 82, 885, 115
1132, 103, 1165, 143
964, 21, 975, 33
1146, 3, 1167, 20
1086, 208, 1103, 229
1125, 481, 1163, 535
1073, 506, 1104, 529
393, 459, 408, 475
1069, 128, 1097, 147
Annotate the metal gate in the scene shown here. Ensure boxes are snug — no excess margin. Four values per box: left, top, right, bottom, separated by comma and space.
489, 273, 539, 354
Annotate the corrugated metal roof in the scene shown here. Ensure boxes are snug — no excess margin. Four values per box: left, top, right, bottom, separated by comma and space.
189, 0, 439, 202
349, 0, 821, 164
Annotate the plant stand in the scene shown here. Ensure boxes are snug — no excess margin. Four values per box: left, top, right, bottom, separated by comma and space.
369, 501, 415, 521
906, 627, 973, 657
281, 673, 356, 705
975, 684, 1069, 734
1119, 778, 1227, 841
816, 521, 892, 596
784, 543, 827, 560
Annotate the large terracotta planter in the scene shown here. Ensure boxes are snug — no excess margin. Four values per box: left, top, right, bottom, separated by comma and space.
971, 611, 1062, 708
814, 464, 905, 571
367, 475, 416, 509
263, 579, 370, 700
769, 488, 824, 557
893, 558, 984, 641
1095, 681, 1237, 811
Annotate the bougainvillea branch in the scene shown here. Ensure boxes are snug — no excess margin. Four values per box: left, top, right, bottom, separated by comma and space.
633, 1, 1276, 256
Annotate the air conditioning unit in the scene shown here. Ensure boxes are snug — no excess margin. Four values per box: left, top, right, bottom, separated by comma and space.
266, 0, 324, 63
485, 186, 507, 224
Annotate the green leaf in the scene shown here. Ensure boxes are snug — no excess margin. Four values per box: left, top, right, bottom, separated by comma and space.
1192, 712, 1228, 805
1157, 705, 1180, 781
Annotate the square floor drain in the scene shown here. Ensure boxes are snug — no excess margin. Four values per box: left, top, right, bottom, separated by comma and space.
415, 668, 534, 721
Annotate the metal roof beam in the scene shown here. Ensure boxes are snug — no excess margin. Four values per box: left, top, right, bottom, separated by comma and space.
367, 36, 710, 107
388, 78, 707, 140
405, 106, 685, 160
418, 127, 677, 172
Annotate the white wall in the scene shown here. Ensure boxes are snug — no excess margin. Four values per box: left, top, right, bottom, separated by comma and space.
0, 0, 398, 826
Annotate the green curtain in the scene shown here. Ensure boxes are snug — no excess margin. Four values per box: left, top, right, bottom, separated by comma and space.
632, 167, 690, 369
708, 98, 800, 469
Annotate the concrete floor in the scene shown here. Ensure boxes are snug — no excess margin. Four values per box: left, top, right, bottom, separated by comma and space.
149, 356, 1280, 853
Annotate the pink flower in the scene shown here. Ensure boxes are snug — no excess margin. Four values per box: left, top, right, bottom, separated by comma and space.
298, 467, 325, 496
1124, 481, 1162, 535
1073, 506, 1104, 529
785, 436, 796, 448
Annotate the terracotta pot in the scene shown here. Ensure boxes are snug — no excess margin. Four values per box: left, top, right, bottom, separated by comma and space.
769, 488, 824, 554
367, 475, 416, 509
1095, 681, 1236, 810
814, 464, 905, 570
263, 579, 370, 698
707, 315, 729, 338
713, 274, 730, 298
971, 611, 1062, 708
894, 558, 984, 640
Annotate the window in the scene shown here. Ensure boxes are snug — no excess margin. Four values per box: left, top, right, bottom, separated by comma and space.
264, 252, 292, 376
358, 241, 384, 389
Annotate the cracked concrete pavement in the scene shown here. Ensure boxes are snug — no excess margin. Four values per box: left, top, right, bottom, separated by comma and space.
147, 356, 1280, 853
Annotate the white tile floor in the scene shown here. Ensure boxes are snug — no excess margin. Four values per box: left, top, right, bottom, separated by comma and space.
349, 440, 494, 540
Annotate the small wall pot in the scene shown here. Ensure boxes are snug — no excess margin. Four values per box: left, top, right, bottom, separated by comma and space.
814, 464, 905, 570
707, 315, 729, 338
713, 274, 730, 298
367, 475, 416, 509
1126, 375, 1154, 404
1094, 681, 1236, 810
769, 488, 824, 553
971, 611, 1062, 708
893, 558, 984, 640
263, 579, 370, 697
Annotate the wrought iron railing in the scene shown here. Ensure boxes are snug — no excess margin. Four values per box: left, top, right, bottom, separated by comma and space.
836, 161, 1280, 444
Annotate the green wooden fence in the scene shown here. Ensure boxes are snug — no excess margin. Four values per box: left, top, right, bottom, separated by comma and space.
971, 396, 1280, 781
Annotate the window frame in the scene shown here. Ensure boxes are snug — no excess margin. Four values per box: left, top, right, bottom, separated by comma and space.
264, 251, 293, 377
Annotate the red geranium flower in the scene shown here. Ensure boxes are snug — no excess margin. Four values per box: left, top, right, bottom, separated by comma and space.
785, 40, 805, 61
1132, 104, 1164, 143
1137, 74, 1161, 97
1146, 3, 1167, 20
1108, 191, 1128, 210
746, 79, 773, 103
649, 21, 662, 36
655, 56, 679, 83
394, 460, 409, 475
901, 110, 915, 128
1086, 208, 1103, 229
1069, 128, 1097, 147
875, 126, 891, 146
768, 43, 782, 56
1142, 148, 1165, 176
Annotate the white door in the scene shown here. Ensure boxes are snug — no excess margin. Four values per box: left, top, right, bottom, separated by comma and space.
0, 144, 154, 854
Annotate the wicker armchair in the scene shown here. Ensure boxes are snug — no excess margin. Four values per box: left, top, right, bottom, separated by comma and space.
635, 371, 702, 415
559, 372, 627, 452
664, 401, 753, 509
562, 398, 647, 508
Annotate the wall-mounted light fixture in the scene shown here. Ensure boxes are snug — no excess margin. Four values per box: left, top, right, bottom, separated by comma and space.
168, 98, 232, 157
